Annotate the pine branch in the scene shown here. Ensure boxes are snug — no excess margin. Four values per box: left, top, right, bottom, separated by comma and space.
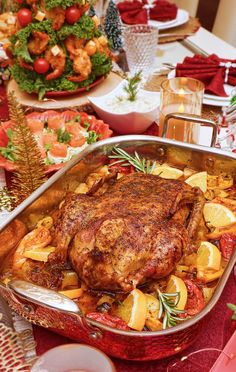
8, 92, 47, 206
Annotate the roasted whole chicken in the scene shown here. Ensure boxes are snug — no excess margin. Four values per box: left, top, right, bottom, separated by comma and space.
0, 172, 205, 292
50, 172, 203, 291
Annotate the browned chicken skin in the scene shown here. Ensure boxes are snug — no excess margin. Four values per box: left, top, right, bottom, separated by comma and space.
50, 173, 204, 292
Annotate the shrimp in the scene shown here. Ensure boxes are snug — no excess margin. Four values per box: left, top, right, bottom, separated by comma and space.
12, 226, 52, 276
41, 0, 65, 30
93, 36, 112, 58
19, 59, 34, 71
45, 46, 66, 80
26, 0, 38, 12
28, 31, 50, 55
65, 36, 86, 59
68, 49, 92, 82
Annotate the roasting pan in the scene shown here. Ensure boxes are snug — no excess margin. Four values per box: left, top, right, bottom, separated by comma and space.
0, 135, 236, 361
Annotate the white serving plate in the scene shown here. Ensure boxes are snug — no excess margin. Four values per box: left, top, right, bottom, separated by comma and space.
88, 81, 160, 134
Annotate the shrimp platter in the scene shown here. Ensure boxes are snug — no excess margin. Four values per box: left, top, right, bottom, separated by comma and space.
8, 0, 113, 99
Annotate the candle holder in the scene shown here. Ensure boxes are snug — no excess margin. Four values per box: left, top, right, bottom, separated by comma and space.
159, 77, 205, 144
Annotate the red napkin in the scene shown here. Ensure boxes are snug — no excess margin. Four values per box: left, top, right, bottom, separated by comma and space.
117, 0, 177, 25
175, 54, 236, 97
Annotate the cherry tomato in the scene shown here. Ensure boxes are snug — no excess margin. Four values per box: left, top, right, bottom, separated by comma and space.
17, 8, 32, 27
184, 279, 205, 316
33, 58, 50, 74
109, 159, 135, 174
65, 6, 81, 24
220, 233, 236, 260
86, 312, 130, 330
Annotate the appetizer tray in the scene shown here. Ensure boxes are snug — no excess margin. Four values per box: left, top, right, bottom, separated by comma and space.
0, 136, 235, 361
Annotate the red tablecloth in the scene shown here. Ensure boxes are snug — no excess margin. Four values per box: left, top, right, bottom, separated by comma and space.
0, 84, 236, 371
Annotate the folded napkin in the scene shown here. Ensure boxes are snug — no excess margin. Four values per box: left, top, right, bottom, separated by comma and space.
117, 0, 178, 25
175, 54, 236, 97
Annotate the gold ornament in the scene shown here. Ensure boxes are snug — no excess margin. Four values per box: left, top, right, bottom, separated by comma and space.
7, 92, 47, 206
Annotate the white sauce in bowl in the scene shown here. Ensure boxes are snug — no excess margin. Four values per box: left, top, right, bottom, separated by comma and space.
105, 93, 157, 114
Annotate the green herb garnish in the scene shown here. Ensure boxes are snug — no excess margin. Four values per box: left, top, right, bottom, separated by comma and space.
44, 143, 52, 151
227, 303, 236, 320
83, 121, 90, 130
123, 71, 142, 102
57, 129, 72, 144
87, 130, 99, 144
158, 290, 186, 329
0, 129, 15, 161
109, 147, 156, 174
74, 115, 81, 123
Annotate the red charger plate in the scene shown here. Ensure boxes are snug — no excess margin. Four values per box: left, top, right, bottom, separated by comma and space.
44, 77, 105, 98
0, 109, 112, 173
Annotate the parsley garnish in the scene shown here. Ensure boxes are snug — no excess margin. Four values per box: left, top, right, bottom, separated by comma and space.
44, 143, 52, 151
87, 131, 98, 144
83, 121, 90, 130
57, 129, 71, 144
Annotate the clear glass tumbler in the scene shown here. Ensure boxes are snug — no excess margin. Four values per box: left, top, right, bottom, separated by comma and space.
123, 25, 158, 78
159, 77, 205, 144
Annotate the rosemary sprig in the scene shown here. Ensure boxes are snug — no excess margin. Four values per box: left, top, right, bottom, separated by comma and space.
123, 71, 142, 101
108, 147, 156, 174
157, 290, 186, 329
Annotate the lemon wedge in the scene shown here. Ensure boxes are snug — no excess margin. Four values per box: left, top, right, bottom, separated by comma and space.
23, 246, 55, 262
145, 294, 160, 319
166, 275, 188, 310
152, 165, 183, 179
59, 288, 83, 299
116, 288, 147, 331
203, 202, 236, 227
197, 241, 221, 271
185, 171, 207, 193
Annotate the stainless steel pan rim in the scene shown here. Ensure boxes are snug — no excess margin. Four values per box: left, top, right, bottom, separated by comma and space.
1, 134, 235, 338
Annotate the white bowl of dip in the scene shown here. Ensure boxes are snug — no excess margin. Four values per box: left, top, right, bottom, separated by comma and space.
88, 81, 160, 134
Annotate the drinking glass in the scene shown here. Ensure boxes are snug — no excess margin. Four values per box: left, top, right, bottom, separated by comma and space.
159, 77, 205, 144
122, 25, 159, 78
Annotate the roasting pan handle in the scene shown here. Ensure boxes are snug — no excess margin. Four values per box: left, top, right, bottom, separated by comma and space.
162, 113, 217, 147
8, 280, 104, 340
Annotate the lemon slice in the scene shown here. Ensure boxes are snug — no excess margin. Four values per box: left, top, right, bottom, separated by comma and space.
145, 294, 160, 319
185, 171, 207, 193
152, 165, 183, 179
197, 241, 221, 271
203, 203, 236, 227
116, 288, 147, 331
166, 275, 188, 310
